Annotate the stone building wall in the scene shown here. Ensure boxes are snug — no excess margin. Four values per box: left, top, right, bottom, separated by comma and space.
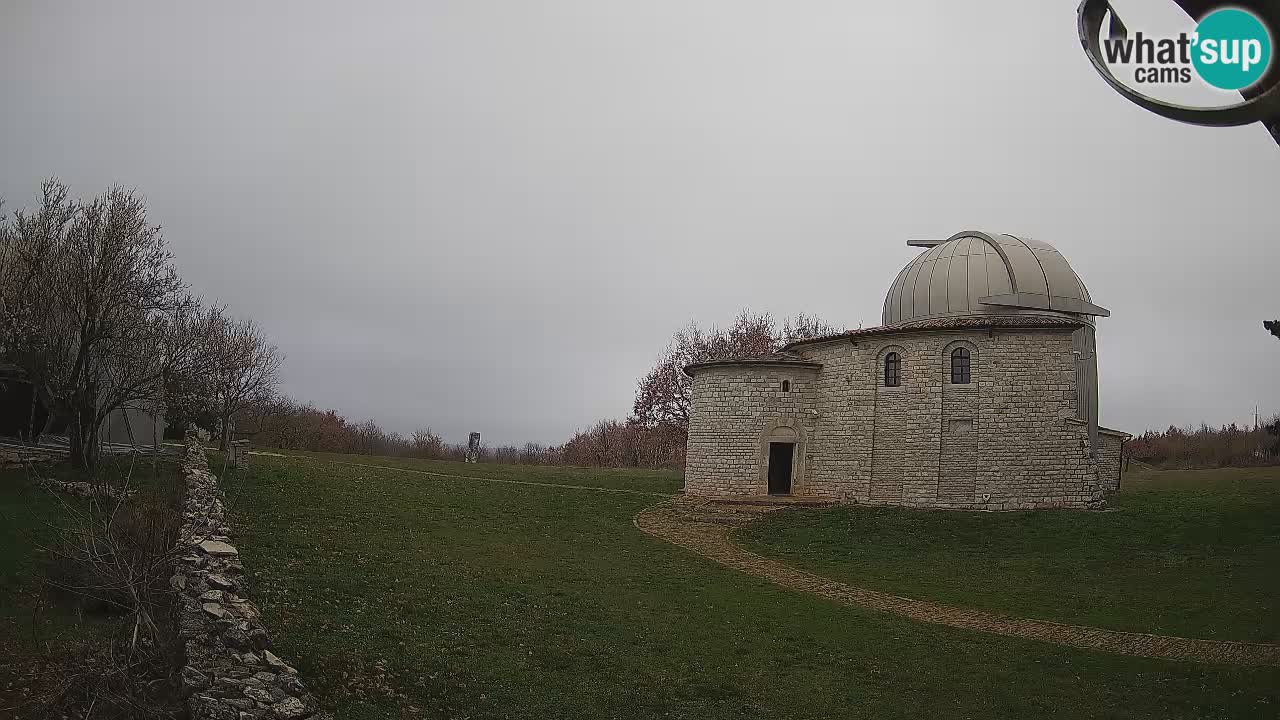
685, 327, 1121, 509
1095, 428, 1127, 493
938, 340, 981, 505
684, 364, 818, 496
867, 338, 942, 505
786, 344, 875, 501
966, 330, 1101, 509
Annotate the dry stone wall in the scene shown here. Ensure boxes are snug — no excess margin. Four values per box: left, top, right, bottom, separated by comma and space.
173, 436, 328, 720
685, 327, 1122, 509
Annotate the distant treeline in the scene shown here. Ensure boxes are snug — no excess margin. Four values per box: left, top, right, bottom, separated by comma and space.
230, 397, 687, 469
228, 309, 1280, 473
226, 309, 833, 470
231, 396, 1280, 472
1127, 418, 1280, 469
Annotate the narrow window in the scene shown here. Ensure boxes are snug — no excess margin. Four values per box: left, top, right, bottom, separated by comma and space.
884, 352, 900, 387
781, 380, 790, 392
951, 347, 971, 384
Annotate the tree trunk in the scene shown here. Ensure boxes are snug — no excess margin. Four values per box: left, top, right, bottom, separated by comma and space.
69, 406, 100, 476
26, 392, 38, 444
219, 417, 230, 452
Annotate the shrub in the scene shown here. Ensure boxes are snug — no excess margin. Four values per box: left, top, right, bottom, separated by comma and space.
1126, 416, 1280, 468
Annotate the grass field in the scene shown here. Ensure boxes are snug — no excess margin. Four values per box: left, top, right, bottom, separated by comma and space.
0, 456, 184, 718
739, 467, 1280, 644
220, 454, 1280, 720
0, 463, 103, 713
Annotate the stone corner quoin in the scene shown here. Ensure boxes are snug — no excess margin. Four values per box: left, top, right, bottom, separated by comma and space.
172, 435, 331, 720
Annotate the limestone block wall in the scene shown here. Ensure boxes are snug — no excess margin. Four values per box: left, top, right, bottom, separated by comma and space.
828, 327, 1109, 509
684, 364, 817, 496
939, 350, 981, 505
868, 338, 942, 505
968, 331, 1100, 509
789, 343, 875, 501
1095, 429, 1127, 493
686, 326, 1123, 510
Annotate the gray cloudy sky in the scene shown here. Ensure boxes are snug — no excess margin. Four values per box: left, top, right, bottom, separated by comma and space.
2, 0, 1277, 445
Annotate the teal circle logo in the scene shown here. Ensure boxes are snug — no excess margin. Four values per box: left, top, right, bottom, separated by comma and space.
1192, 8, 1272, 90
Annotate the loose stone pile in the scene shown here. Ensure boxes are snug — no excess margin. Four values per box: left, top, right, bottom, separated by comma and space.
173, 435, 328, 720
1, 445, 130, 497
0, 445, 66, 469
39, 476, 134, 499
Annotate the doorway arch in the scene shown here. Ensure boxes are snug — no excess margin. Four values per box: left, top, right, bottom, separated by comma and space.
757, 419, 807, 496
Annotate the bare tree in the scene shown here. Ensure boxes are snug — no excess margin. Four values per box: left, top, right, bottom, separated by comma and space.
0, 181, 210, 474
353, 418, 396, 455
520, 442, 546, 465
0, 182, 77, 433
782, 312, 842, 345
411, 427, 445, 459
631, 309, 841, 431
208, 310, 282, 451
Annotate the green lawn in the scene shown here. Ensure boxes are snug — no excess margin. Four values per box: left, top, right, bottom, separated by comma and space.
739, 467, 1280, 644
0, 455, 183, 718
285, 450, 686, 494
224, 454, 1279, 720
0, 464, 97, 659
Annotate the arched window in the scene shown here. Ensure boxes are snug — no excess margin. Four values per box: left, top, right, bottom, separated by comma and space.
781, 380, 790, 392
884, 352, 901, 387
951, 347, 971, 384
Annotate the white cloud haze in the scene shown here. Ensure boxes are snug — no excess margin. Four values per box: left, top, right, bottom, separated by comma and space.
2, 0, 1277, 444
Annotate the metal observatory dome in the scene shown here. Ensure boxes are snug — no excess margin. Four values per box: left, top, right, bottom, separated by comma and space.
882, 230, 1109, 328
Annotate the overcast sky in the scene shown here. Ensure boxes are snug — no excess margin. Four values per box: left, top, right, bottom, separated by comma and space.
2, 0, 1277, 445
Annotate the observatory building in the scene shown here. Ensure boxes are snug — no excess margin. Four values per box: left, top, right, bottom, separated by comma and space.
683, 230, 1128, 510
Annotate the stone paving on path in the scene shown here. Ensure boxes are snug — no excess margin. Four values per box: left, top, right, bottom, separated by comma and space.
634, 498, 1280, 667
